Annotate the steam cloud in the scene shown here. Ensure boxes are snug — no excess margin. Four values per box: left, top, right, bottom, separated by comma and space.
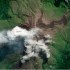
0, 26, 52, 63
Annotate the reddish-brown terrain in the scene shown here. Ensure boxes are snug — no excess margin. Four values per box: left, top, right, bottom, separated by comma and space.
19, 10, 67, 37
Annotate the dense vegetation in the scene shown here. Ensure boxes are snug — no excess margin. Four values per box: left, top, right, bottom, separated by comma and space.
43, 22, 70, 69
0, 0, 69, 69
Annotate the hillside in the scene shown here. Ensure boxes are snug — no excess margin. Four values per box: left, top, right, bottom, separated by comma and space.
0, 0, 69, 69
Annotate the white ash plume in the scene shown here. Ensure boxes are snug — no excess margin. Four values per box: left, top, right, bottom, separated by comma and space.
7, 26, 41, 40
21, 36, 51, 63
0, 26, 51, 64
0, 31, 8, 44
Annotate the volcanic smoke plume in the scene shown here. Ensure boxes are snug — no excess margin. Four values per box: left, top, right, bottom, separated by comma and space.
0, 26, 52, 63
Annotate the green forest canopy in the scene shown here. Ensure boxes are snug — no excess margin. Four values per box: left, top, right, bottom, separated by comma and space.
0, 0, 70, 69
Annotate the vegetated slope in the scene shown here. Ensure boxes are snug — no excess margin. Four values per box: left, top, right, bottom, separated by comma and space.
47, 24, 70, 69
0, 0, 67, 29
0, 0, 68, 69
